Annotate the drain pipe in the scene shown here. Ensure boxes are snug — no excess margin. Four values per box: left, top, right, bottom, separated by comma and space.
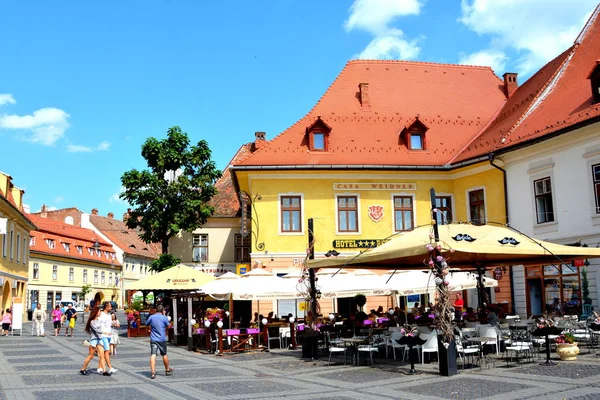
489, 152, 516, 315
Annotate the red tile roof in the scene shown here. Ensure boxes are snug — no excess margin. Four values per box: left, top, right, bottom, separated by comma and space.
455, 4, 600, 161
209, 143, 254, 217
89, 214, 160, 260
234, 60, 507, 167
28, 214, 120, 266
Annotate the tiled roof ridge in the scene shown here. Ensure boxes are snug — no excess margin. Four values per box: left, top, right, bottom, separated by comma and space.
499, 45, 578, 145
346, 59, 496, 72
575, 3, 600, 44
28, 214, 110, 245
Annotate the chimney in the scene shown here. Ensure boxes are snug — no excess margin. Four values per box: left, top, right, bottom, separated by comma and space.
503, 73, 518, 98
91, 208, 99, 216
254, 132, 267, 150
123, 208, 131, 222
40, 204, 48, 218
359, 83, 370, 109
107, 212, 114, 219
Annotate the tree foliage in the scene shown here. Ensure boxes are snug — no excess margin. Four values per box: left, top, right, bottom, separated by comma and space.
119, 126, 221, 254
582, 268, 592, 304
151, 254, 181, 273
78, 284, 92, 300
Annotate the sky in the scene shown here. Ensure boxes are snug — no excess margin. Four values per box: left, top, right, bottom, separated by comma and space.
1, 0, 598, 219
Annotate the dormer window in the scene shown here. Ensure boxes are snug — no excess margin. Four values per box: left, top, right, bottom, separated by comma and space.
305, 116, 331, 152
76, 245, 83, 254
45, 239, 55, 249
410, 133, 424, 150
400, 116, 429, 151
30, 237, 35, 246
588, 60, 600, 104
62, 243, 70, 252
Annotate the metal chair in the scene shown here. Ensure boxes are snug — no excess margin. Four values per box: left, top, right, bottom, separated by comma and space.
266, 326, 282, 350
357, 337, 379, 365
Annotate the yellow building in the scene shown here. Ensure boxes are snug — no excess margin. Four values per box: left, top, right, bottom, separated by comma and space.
27, 213, 121, 312
232, 60, 513, 315
0, 171, 36, 313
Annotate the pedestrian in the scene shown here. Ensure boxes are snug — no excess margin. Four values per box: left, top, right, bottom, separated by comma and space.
146, 305, 174, 379
1, 308, 12, 336
32, 303, 46, 337
51, 305, 63, 336
110, 312, 120, 356
453, 293, 464, 323
64, 304, 76, 337
79, 306, 108, 376
99, 302, 117, 374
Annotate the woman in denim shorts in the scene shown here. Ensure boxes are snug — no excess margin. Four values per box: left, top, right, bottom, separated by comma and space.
79, 306, 110, 376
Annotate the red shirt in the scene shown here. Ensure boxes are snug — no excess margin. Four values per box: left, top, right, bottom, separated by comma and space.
453, 298, 464, 311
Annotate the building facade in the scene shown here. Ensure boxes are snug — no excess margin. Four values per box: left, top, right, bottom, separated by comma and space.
27, 213, 121, 311
231, 60, 512, 316
0, 171, 36, 314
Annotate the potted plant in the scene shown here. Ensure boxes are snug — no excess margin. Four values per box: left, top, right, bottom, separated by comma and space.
555, 332, 579, 361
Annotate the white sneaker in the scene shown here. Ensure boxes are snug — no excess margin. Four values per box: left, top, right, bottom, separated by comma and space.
109, 368, 118, 374
97, 368, 103, 375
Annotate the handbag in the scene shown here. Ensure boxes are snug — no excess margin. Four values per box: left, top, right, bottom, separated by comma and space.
69, 318, 76, 328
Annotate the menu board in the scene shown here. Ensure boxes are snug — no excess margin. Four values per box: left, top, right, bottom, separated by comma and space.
140, 311, 151, 326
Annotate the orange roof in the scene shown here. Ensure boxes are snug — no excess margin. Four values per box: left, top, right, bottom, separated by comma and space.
455, 4, 600, 161
28, 214, 120, 266
89, 214, 160, 260
235, 60, 507, 167
209, 143, 254, 217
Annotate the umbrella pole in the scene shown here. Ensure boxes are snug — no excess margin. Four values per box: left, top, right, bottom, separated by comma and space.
476, 264, 486, 315
229, 296, 233, 328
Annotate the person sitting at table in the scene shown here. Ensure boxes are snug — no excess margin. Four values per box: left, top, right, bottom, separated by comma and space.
267, 312, 274, 323
376, 306, 384, 317
486, 307, 499, 327
465, 307, 477, 322
411, 302, 420, 316
367, 309, 378, 321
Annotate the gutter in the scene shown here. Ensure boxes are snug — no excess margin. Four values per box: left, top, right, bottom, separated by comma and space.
488, 152, 516, 314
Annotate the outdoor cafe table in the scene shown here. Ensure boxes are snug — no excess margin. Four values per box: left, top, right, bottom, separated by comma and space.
532, 326, 562, 366
468, 337, 497, 369
341, 337, 369, 366
218, 328, 260, 353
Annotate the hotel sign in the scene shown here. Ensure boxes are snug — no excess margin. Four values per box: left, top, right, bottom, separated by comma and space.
333, 183, 416, 190
332, 239, 390, 249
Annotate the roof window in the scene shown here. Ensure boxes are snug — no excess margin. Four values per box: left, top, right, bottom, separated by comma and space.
45, 239, 55, 249
588, 60, 600, 104
400, 116, 429, 151
305, 116, 331, 152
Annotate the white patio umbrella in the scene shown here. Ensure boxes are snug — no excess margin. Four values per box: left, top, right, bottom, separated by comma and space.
320, 269, 395, 298
232, 268, 303, 300
202, 271, 240, 301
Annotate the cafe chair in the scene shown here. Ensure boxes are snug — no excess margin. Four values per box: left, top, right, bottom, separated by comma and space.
420, 333, 439, 364
478, 326, 500, 355
328, 342, 348, 366
456, 341, 479, 369
266, 326, 282, 350
387, 330, 408, 360
357, 338, 379, 365
279, 326, 291, 348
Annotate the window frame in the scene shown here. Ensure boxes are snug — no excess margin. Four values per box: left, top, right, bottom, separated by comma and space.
279, 194, 304, 235
1, 221, 6, 258
409, 133, 424, 150
16, 233, 20, 263
435, 195, 454, 226
52, 265, 58, 281
69, 267, 74, 281
337, 195, 359, 233
234, 233, 250, 263
392, 195, 415, 232
467, 187, 486, 226
334, 193, 361, 235
310, 132, 327, 151
534, 176, 555, 224
33, 263, 39, 280
83, 269, 88, 283
192, 234, 209, 262
592, 163, 600, 214
94, 270, 98, 284
101, 271, 105, 284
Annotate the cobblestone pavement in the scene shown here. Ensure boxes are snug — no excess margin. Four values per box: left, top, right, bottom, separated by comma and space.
1, 319, 600, 399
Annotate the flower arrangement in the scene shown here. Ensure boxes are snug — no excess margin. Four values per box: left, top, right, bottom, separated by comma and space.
205, 307, 223, 322
125, 309, 139, 323
555, 332, 576, 344
535, 316, 555, 329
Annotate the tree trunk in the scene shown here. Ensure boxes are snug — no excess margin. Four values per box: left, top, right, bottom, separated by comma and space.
162, 240, 169, 255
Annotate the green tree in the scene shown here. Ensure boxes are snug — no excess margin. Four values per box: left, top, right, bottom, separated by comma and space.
78, 284, 92, 300
119, 126, 221, 265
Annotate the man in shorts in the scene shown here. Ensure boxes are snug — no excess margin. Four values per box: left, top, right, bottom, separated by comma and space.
64, 304, 76, 337
146, 305, 173, 379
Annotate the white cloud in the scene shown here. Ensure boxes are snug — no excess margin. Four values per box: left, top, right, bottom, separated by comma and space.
109, 187, 126, 204
0, 94, 16, 107
97, 140, 111, 151
345, 0, 422, 35
356, 30, 422, 60
54, 196, 64, 204
459, 0, 597, 74
459, 49, 508, 73
0, 106, 70, 146
66, 144, 92, 153
66, 140, 111, 153
346, 0, 424, 60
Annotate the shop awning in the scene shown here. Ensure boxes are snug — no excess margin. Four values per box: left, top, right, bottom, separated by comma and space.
126, 264, 215, 291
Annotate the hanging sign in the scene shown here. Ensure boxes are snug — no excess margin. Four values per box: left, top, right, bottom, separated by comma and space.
494, 267, 503, 280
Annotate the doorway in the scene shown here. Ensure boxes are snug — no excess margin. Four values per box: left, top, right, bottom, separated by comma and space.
527, 279, 543, 316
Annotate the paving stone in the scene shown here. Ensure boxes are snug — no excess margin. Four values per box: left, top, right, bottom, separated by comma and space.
2, 349, 59, 357
318, 368, 403, 383
10, 356, 74, 364
222, 352, 280, 362
512, 364, 600, 379
567, 395, 600, 400
191, 379, 301, 395
120, 358, 199, 368
404, 377, 532, 399
33, 387, 147, 400
14, 363, 81, 372
260, 358, 327, 372
143, 367, 242, 379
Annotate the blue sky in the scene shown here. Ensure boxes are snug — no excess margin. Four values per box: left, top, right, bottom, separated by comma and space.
1, 0, 598, 219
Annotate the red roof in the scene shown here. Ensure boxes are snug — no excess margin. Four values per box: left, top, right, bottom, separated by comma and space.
89, 214, 160, 260
235, 60, 507, 167
455, 4, 600, 161
28, 214, 120, 266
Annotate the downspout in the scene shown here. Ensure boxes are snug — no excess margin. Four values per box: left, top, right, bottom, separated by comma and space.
489, 152, 516, 314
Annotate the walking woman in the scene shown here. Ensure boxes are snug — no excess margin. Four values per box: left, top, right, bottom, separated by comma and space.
51, 305, 63, 336
79, 306, 109, 376
1, 309, 11, 336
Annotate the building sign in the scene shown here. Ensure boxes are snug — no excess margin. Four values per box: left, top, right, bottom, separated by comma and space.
494, 267, 503, 280
333, 183, 416, 191
332, 239, 390, 248
368, 205, 384, 222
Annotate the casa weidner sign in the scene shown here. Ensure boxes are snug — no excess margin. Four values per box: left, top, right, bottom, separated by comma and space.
333, 183, 416, 190
332, 239, 390, 249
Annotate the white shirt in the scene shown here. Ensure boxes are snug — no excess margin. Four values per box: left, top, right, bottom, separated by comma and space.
99, 311, 112, 338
